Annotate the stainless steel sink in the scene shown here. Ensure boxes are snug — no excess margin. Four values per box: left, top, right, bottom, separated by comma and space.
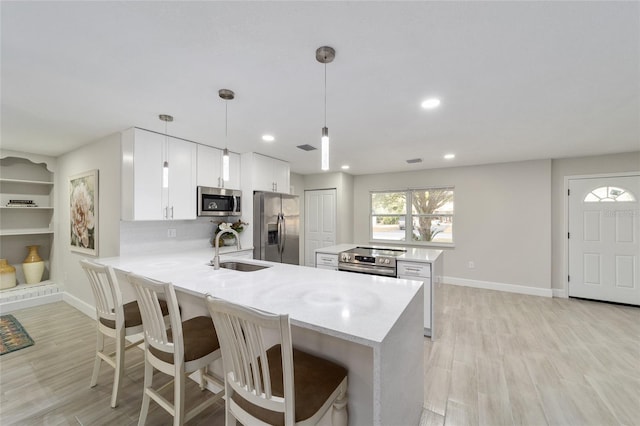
218, 261, 270, 272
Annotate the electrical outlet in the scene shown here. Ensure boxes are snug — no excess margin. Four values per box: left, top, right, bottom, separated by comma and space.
167, 228, 177, 238
468, 261, 475, 269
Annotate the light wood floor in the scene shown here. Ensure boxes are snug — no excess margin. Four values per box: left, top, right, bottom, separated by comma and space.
421, 283, 640, 426
1, 283, 638, 425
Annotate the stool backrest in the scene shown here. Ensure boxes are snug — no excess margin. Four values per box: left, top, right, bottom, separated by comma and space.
206, 296, 295, 424
80, 259, 122, 326
127, 273, 183, 362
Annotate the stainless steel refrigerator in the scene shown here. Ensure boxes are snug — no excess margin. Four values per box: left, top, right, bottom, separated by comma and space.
253, 192, 299, 265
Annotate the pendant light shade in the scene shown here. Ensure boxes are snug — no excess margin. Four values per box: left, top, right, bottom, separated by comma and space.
159, 114, 173, 188
222, 148, 230, 181
316, 46, 335, 172
321, 127, 329, 171
219, 89, 235, 184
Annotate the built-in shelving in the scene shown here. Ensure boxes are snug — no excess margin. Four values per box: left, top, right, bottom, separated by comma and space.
0, 229, 54, 236
0, 155, 55, 292
0, 178, 54, 185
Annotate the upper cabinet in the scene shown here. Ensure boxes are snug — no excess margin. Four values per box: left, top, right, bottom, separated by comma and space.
242, 153, 290, 193
196, 145, 241, 190
121, 128, 197, 221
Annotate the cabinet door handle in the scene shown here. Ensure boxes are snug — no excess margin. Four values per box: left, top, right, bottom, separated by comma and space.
170, 206, 174, 219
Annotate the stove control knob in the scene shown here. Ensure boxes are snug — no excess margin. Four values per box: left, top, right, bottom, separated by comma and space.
384, 259, 390, 264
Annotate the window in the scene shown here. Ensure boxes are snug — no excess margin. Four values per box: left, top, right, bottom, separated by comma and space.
584, 186, 635, 203
370, 187, 454, 245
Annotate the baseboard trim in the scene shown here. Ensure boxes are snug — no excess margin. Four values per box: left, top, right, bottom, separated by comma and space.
62, 292, 96, 319
552, 288, 568, 298
0, 292, 63, 314
443, 276, 553, 298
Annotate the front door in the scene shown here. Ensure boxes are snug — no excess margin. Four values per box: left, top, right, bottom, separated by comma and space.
568, 174, 640, 305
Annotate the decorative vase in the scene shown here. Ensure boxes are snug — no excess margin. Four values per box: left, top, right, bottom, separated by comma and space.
223, 236, 237, 246
22, 245, 45, 284
0, 259, 17, 290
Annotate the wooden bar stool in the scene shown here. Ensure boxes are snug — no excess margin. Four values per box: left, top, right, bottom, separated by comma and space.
80, 259, 168, 408
127, 273, 224, 426
206, 296, 348, 426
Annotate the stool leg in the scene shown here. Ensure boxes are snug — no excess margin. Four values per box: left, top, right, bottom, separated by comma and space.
90, 329, 104, 388
199, 367, 206, 390
111, 330, 125, 408
174, 368, 186, 426
138, 359, 153, 426
331, 384, 348, 426
225, 381, 236, 426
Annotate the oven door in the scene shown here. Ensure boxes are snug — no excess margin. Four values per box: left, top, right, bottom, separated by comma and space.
338, 262, 397, 277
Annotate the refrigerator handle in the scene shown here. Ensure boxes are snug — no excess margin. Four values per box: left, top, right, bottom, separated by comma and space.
276, 213, 282, 253
280, 214, 286, 254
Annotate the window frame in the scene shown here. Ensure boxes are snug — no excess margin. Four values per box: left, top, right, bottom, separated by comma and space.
369, 186, 455, 247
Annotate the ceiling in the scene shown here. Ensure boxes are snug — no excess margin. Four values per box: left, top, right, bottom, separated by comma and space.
1, 1, 638, 176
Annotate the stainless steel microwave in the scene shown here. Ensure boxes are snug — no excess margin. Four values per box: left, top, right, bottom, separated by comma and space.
197, 186, 241, 217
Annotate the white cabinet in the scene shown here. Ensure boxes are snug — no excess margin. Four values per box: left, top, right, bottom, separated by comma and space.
197, 145, 241, 190
397, 260, 433, 337
242, 153, 290, 193
0, 155, 54, 285
122, 128, 197, 221
315, 252, 338, 271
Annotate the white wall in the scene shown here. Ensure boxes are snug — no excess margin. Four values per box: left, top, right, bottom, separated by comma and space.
55, 133, 122, 307
551, 151, 640, 292
353, 160, 552, 291
290, 172, 305, 264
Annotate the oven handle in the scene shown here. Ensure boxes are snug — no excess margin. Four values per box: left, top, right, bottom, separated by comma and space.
338, 263, 397, 277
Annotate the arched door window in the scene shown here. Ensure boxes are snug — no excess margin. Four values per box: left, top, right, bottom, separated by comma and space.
584, 186, 636, 203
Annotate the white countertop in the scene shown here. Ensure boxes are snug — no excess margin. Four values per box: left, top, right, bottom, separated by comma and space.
98, 249, 422, 348
316, 244, 443, 263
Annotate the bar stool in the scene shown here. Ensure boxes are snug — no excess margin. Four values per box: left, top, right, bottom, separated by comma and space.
80, 259, 168, 408
127, 273, 224, 425
206, 296, 348, 426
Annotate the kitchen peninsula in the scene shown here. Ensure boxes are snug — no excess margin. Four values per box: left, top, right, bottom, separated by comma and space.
315, 244, 443, 338
98, 248, 424, 426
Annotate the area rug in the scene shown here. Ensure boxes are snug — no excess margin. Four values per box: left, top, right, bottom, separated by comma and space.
0, 314, 35, 355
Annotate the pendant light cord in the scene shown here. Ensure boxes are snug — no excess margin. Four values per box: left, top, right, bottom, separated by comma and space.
324, 62, 327, 126
225, 101, 228, 147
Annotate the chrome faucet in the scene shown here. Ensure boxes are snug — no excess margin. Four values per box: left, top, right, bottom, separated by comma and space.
212, 228, 241, 270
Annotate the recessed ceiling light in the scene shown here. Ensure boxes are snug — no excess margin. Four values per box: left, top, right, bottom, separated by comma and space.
444, 153, 455, 160
262, 134, 275, 142
421, 98, 441, 109
341, 165, 350, 170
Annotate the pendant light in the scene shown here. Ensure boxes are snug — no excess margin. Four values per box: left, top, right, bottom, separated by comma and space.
159, 114, 173, 188
316, 46, 335, 171
219, 89, 235, 183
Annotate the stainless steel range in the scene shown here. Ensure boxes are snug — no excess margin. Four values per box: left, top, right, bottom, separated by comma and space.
338, 246, 407, 277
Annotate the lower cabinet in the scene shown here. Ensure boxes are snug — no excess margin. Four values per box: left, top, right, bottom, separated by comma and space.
315, 252, 338, 271
397, 260, 432, 337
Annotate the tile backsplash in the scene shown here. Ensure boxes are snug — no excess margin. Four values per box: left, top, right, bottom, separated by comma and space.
120, 218, 221, 255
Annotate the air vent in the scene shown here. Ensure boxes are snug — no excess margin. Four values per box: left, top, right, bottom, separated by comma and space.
297, 144, 317, 151
406, 158, 423, 164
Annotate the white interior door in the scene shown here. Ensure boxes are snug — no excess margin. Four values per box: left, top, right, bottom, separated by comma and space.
304, 189, 336, 267
568, 175, 640, 305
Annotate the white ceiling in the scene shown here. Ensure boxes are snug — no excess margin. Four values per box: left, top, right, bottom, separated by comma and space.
2, 1, 638, 175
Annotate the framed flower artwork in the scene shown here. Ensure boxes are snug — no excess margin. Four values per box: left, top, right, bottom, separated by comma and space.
69, 169, 98, 255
